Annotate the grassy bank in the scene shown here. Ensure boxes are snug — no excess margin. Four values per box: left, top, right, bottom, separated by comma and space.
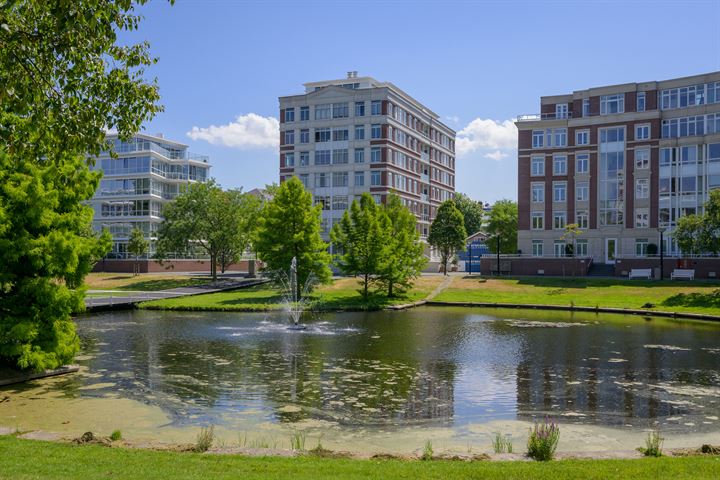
434, 276, 720, 316
85, 273, 212, 292
0, 437, 718, 480
139, 276, 443, 312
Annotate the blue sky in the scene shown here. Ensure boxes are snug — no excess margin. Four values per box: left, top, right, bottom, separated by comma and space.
126, 0, 720, 202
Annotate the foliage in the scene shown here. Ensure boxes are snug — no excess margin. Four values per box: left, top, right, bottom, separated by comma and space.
486, 200, 518, 254
421, 440, 433, 461
453, 193, 485, 236
492, 433, 513, 453
527, 418, 560, 461
331, 193, 388, 298
290, 431, 306, 451
254, 177, 332, 298
639, 429, 664, 457
127, 227, 149, 276
110, 430, 123, 442
376, 194, 426, 297
672, 190, 720, 255
156, 181, 260, 280
428, 200, 467, 275
647, 243, 658, 255
195, 426, 214, 453
560, 223, 583, 257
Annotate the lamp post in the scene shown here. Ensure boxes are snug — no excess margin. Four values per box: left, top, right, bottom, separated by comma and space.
657, 227, 666, 280
496, 235, 501, 276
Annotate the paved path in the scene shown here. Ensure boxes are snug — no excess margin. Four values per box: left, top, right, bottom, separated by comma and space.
424, 274, 456, 301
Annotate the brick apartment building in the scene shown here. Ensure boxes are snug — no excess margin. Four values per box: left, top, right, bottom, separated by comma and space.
516, 72, 720, 266
278, 72, 456, 240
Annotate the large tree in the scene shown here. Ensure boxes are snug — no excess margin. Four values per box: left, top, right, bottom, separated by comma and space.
156, 181, 260, 280
428, 200, 467, 275
254, 177, 332, 298
672, 190, 720, 256
453, 193, 485, 236
486, 200, 518, 254
127, 226, 149, 276
0, 1, 166, 371
330, 193, 389, 299
377, 194, 426, 297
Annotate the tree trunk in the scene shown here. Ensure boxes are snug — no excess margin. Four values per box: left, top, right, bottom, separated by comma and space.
364, 273, 369, 299
210, 253, 216, 281
388, 280, 393, 297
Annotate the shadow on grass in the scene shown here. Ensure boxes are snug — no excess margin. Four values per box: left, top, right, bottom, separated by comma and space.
461, 275, 672, 290
117, 278, 211, 291
661, 289, 720, 309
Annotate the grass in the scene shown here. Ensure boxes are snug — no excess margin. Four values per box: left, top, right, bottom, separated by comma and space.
139, 276, 444, 312
84, 273, 212, 292
1, 437, 719, 479
433, 276, 720, 316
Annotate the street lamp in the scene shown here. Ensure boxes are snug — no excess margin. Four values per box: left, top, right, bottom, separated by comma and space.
657, 227, 666, 280
496, 235, 501, 276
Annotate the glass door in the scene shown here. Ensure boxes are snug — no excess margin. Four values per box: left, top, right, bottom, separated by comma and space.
605, 238, 617, 264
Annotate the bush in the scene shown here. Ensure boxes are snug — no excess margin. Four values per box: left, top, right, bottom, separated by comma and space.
110, 430, 122, 442
527, 418, 560, 461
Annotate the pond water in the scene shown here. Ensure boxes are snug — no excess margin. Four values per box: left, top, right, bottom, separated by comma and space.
2, 307, 720, 453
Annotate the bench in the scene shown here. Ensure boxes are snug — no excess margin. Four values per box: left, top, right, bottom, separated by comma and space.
671, 269, 695, 280
629, 268, 652, 280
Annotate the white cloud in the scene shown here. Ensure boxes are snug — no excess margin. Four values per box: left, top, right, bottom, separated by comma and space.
187, 113, 279, 149
456, 118, 517, 159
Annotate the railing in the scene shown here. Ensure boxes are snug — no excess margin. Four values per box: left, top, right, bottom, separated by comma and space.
516, 112, 573, 122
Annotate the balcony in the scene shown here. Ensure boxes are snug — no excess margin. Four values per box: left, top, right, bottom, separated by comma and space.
517, 112, 573, 122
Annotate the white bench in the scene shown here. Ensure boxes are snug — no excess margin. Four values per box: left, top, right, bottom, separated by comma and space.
629, 268, 652, 280
671, 269, 695, 280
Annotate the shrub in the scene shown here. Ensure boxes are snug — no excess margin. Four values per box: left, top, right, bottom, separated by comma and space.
492, 433, 513, 453
195, 426, 214, 452
639, 429, 664, 457
527, 418, 559, 461
110, 430, 122, 442
421, 440, 433, 461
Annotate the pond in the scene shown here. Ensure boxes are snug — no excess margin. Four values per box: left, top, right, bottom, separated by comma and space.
2, 307, 720, 453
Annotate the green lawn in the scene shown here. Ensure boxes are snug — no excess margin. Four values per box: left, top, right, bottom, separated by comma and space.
0, 437, 718, 480
139, 276, 444, 312
434, 276, 720, 316
84, 273, 212, 292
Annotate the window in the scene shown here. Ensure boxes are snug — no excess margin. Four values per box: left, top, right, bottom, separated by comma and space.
635, 238, 649, 256
354, 148, 364, 163
299, 151, 310, 167
371, 100, 382, 115
355, 102, 365, 117
531, 212, 544, 230
553, 155, 567, 175
576, 153, 589, 173
553, 182, 566, 202
680, 145, 697, 164
576, 210, 588, 229
314, 173, 328, 188
600, 94, 624, 114
315, 128, 330, 143
709, 143, 720, 162
371, 170, 381, 186
531, 156, 545, 176
371, 124, 382, 139
532, 130, 544, 148
531, 183, 544, 203
555, 103, 568, 119
300, 106, 309, 121
532, 240, 544, 257
314, 149, 331, 165
332, 149, 348, 164
315, 104, 331, 120
635, 178, 649, 199
635, 148, 650, 169
299, 174, 309, 188
332, 128, 349, 142
554, 241, 566, 257
284, 152, 295, 167
576, 181, 589, 201
354, 171, 364, 186
332, 102, 349, 118
637, 92, 646, 112
332, 195, 348, 210
300, 129, 309, 144
660, 148, 673, 166
355, 125, 365, 140
554, 128, 567, 147
553, 212, 566, 229
576, 130, 589, 145
576, 240, 588, 256
332, 172, 348, 187
635, 124, 650, 140
635, 209, 649, 228
284, 108, 295, 123
283, 130, 294, 145
582, 98, 590, 117
370, 147, 381, 163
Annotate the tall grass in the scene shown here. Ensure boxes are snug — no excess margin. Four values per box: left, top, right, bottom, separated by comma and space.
527, 418, 559, 461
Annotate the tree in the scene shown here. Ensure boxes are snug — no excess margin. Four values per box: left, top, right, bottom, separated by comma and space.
428, 200, 467, 275
0, 1, 165, 371
127, 227, 149, 276
453, 193, 485, 236
560, 223, 582, 257
330, 193, 388, 298
486, 200, 518, 254
376, 194, 426, 297
254, 177, 332, 298
156, 181, 260, 281
671, 190, 720, 256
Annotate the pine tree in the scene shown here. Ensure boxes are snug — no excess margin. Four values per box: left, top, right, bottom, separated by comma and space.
428, 200, 467, 275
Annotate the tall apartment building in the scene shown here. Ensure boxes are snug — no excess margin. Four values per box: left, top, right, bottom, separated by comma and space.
278, 72, 456, 239
89, 133, 211, 258
516, 72, 720, 264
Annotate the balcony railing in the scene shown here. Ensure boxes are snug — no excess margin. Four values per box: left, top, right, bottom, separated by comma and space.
517, 112, 573, 122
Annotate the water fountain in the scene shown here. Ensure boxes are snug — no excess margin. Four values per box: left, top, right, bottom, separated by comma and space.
281, 257, 314, 330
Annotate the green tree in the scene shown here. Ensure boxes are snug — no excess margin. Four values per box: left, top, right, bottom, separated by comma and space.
127, 227, 149, 276
330, 193, 388, 299
674, 214, 709, 256
0, 1, 166, 370
156, 181, 259, 281
703, 189, 720, 254
560, 223, 582, 257
453, 193, 485, 235
254, 177, 332, 298
428, 200, 467, 275
486, 200, 518, 254
377, 194, 427, 297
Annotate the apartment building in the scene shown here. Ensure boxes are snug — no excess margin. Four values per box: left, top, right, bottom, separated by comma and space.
516, 72, 720, 264
278, 72, 456, 239
89, 133, 211, 258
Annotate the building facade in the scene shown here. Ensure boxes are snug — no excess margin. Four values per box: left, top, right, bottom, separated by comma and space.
90, 133, 211, 258
278, 72, 456, 239
516, 72, 720, 264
